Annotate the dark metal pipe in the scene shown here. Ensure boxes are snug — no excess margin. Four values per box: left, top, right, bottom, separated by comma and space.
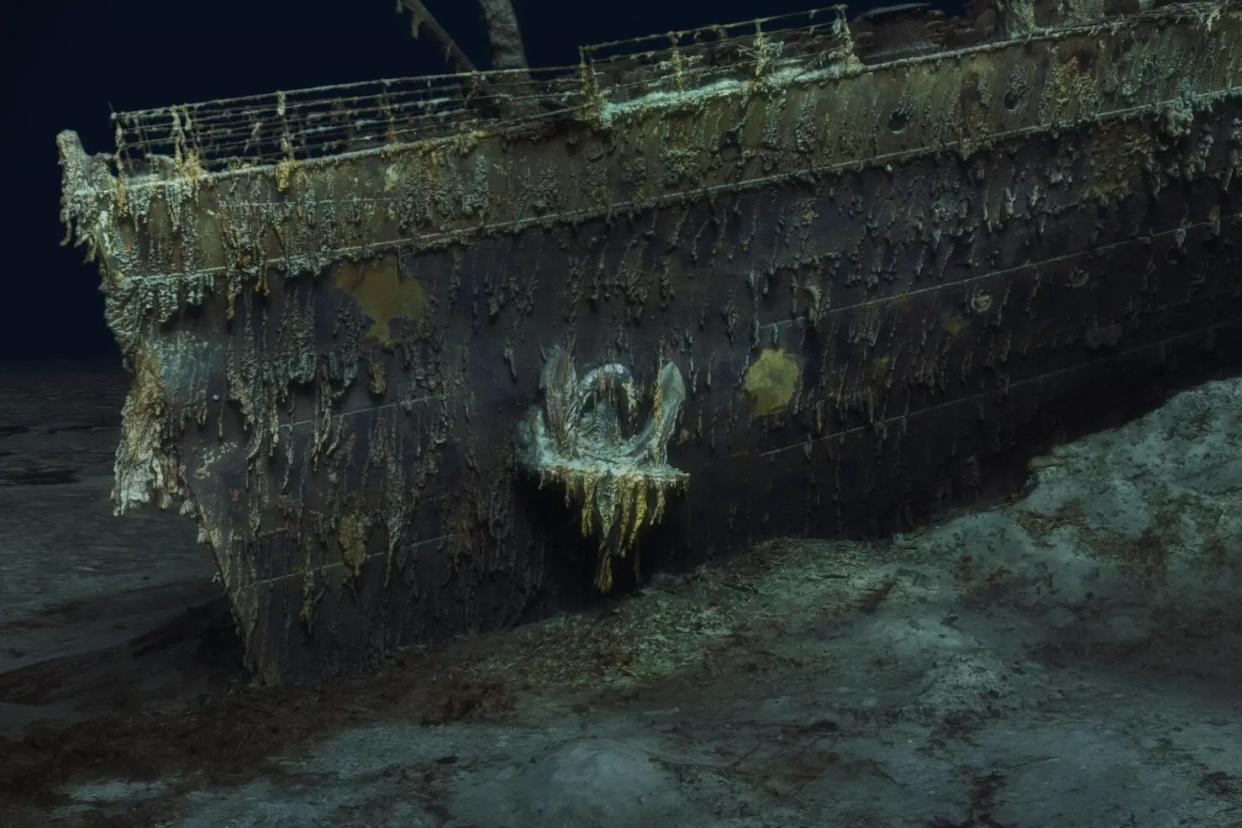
478, 0, 529, 70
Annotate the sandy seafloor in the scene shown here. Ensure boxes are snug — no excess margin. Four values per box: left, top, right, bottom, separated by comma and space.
0, 365, 1239, 827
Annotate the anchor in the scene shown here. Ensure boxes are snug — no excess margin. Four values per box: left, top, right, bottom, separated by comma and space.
516, 347, 688, 591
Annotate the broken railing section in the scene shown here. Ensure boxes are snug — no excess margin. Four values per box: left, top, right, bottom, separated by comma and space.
517, 349, 688, 592
398, 0, 478, 74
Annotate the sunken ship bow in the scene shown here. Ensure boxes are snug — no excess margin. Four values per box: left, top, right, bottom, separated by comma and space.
59, 0, 1242, 683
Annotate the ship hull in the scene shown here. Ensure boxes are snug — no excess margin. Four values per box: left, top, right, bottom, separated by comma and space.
60, 3, 1242, 682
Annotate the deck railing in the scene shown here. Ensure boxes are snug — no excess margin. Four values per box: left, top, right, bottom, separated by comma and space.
107, 5, 866, 174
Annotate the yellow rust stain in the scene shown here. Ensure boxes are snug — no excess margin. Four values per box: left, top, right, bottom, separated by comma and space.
958, 64, 992, 141
298, 566, 316, 627
1048, 43, 1101, 125
1084, 124, 1153, 204
275, 159, 297, 192
338, 511, 371, 579
334, 257, 430, 345
743, 348, 801, 417
368, 359, 388, 397
383, 165, 398, 191
943, 314, 966, 337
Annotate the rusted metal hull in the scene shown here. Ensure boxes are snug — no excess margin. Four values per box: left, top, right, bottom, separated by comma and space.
60, 3, 1242, 682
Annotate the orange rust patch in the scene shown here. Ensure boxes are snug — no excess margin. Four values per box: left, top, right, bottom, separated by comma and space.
334, 257, 429, 345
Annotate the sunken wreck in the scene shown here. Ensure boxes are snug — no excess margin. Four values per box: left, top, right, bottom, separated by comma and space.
58, 0, 1242, 683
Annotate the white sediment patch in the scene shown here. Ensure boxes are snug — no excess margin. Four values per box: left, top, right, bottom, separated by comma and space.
597, 61, 854, 127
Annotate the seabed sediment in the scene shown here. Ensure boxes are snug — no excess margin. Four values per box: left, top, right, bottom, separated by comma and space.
1, 366, 1239, 826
